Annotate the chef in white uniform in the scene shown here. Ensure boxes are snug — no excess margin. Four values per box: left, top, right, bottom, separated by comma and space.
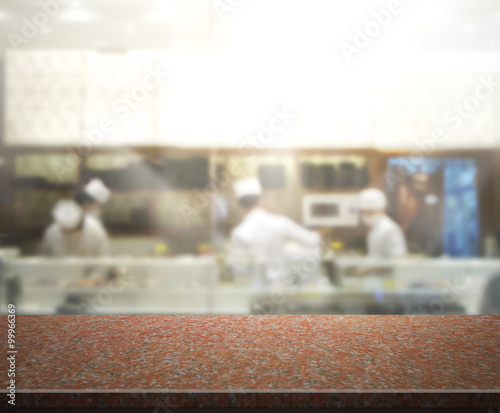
230, 177, 321, 282
39, 200, 111, 257
75, 179, 111, 220
359, 188, 407, 258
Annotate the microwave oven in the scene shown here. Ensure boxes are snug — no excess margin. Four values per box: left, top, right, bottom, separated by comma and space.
302, 194, 359, 227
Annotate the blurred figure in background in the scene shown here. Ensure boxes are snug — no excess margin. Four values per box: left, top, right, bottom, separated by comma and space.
75, 178, 111, 220
479, 273, 500, 314
359, 188, 407, 258
230, 177, 321, 282
39, 200, 110, 257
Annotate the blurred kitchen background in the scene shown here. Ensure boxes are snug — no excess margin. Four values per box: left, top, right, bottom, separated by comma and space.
0, 0, 499, 315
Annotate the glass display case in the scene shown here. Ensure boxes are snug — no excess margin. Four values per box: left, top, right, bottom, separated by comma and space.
1, 256, 498, 315
247, 257, 500, 315
0, 256, 218, 315
324, 257, 500, 315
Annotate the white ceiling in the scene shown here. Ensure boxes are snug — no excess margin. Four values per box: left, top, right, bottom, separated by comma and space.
0, 0, 499, 51
0, 0, 216, 50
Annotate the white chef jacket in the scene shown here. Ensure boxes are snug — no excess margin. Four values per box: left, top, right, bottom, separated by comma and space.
230, 208, 321, 281
39, 214, 111, 257
367, 214, 407, 258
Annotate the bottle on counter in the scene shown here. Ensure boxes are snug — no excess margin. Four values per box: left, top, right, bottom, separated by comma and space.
484, 236, 499, 258
216, 253, 234, 283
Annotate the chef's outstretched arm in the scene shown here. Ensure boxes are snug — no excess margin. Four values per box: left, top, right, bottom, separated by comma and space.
283, 217, 321, 247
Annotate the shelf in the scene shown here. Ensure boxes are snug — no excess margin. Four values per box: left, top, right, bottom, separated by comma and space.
300, 188, 367, 193
13, 187, 76, 192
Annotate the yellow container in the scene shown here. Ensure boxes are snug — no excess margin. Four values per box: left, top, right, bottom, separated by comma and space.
330, 241, 344, 251
382, 278, 396, 289
198, 243, 211, 254
154, 243, 169, 255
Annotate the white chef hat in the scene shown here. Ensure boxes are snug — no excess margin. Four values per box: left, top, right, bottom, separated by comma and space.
359, 188, 387, 210
52, 200, 84, 231
234, 177, 262, 198
84, 179, 111, 204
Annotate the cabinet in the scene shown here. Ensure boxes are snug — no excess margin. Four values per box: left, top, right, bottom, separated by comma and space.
4, 50, 500, 148
156, 51, 228, 146
4, 51, 84, 145
371, 53, 500, 149
84, 51, 157, 146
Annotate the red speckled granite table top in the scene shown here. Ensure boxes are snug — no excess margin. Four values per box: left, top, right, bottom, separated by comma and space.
4, 315, 500, 408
